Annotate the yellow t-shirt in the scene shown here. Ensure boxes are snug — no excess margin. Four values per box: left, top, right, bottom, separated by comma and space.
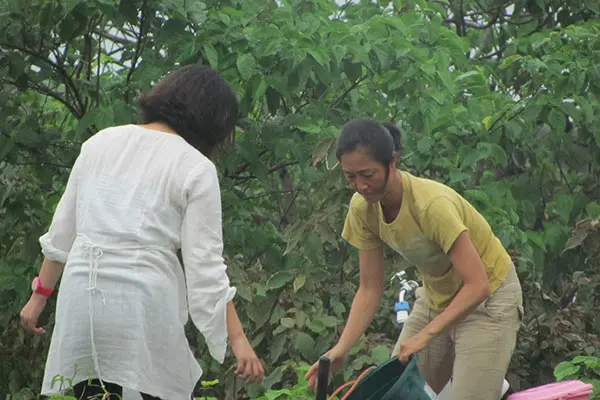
342, 170, 511, 310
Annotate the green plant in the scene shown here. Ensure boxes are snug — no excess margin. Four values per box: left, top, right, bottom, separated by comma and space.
2, 0, 600, 398
254, 364, 340, 400
554, 356, 600, 399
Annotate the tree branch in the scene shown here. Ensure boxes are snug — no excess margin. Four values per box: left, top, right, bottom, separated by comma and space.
278, 189, 300, 229
555, 155, 574, 194
477, 43, 509, 60
31, 83, 81, 117
0, 42, 85, 118
238, 189, 296, 200
125, 5, 146, 103
444, 16, 498, 30
330, 75, 368, 109
9, 160, 72, 169
101, 31, 135, 45
226, 160, 298, 181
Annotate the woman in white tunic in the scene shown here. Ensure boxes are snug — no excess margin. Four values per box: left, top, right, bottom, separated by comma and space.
19, 65, 264, 400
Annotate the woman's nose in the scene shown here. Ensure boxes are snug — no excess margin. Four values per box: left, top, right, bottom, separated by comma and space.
355, 177, 369, 191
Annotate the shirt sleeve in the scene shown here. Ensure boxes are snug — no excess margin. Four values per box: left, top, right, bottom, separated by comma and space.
180, 160, 236, 364
421, 196, 468, 254
341, 195, 383, 250
38, 145, 86, 263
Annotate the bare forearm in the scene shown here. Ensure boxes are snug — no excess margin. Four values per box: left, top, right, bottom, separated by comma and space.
336, 286, 383, 354
38, 258, 65, 290
226, 301, 245, 341
422, 282, 489, 338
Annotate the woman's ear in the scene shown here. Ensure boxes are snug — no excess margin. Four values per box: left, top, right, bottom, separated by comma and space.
390, 151, 398, 167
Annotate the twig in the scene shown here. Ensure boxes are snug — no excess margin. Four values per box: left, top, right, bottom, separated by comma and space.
0, 42, 85, 118
278, 189, 300, 229
477, 44, 509, 60
10, 161, 72, 169
331, 75, 368, 108
96, 31, 102, 107
239, 189, 296, 200
125, 5, 146, 103
101, 31, 135, 45
444, 17, 497, 29
555, 155, 574, 194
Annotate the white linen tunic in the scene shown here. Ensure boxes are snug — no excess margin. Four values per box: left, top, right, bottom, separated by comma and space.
39, 125, 236, 400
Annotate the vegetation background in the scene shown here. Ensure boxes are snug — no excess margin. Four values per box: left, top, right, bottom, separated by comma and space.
1, 0, 599, 398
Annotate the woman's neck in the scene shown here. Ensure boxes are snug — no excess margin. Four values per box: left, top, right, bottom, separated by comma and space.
381, 169, 403, 211
138, 122, 178, 135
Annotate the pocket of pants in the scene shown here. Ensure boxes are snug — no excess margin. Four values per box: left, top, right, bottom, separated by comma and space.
483, 298, 522, 326
517, 304, 524, 323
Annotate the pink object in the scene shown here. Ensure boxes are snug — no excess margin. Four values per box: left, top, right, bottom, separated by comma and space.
508, 380, 594, 400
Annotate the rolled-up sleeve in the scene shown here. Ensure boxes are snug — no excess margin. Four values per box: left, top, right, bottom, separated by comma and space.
180, 160, 236, 364
39, 146, 85, 263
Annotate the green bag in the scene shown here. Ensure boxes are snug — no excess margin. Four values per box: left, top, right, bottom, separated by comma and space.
344, 356, 432, 400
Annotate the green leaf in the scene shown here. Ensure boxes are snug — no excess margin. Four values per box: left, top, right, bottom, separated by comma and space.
270, 334, 287, 362
293, 274, 306, 292
295, 310, 307, 328
437, 70, 455, 93
261, 366, 285, 392
482, 116, 494, 131
572, 356, 600, 369
237, 53, 257, 81
296, 123, 321, 134
266, 87, 281, 115
417, 137, 432, 153
118, 0, 138, 24
187, 1, 207, 24
294, 332, 316, 361
253, 78, 268, 103
280, 317, 295, 329
267, 271, 294, 290
455, 70, 480, 82
307, 47, 330, 66
554, 361, 581, 381
237, 284, 253, 302
370, 345, 390, 363
63, 0, 82, 15
202, 44, 218, 69
0, 135, 15, 162
487, 143, 508, 167
343, 60, 363, 81
311, 136, 336, 166
306, 319, 326, 334
317, 315, 339, 328
548, 108, 566, 133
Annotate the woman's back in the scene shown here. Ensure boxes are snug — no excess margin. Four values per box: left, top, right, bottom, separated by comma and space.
75, 124, 207, 249
41, 124, 219, 399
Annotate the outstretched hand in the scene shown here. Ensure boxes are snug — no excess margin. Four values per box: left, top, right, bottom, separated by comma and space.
305, 347, 348, 389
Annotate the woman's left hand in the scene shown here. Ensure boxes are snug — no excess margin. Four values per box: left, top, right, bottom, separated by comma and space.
230, 334, 264, 384
397, 331, 432, 364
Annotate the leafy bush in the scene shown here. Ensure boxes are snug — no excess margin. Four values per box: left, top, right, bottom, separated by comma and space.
554, 356, 600, 399
1, 0, 600, 398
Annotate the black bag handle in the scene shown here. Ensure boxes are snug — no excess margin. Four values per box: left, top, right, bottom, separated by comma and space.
315, 355, 331, 400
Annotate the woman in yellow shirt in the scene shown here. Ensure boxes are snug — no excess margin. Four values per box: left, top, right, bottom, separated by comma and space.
306, 118, 523, 400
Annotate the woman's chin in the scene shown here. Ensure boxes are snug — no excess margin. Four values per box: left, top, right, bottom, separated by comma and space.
360, 193, 380, 203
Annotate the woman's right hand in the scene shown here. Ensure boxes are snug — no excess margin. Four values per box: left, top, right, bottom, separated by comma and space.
20, 294, 48, 335
305, 346, 349, 389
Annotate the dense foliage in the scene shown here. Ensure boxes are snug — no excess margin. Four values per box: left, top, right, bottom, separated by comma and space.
1, 0, 599, 398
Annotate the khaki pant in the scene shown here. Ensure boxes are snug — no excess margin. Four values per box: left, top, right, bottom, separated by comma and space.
392, 263, 523, 400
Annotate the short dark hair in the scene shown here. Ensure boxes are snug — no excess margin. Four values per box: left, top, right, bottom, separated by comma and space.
336, 118, 402, 165
137, 64, 238, 156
